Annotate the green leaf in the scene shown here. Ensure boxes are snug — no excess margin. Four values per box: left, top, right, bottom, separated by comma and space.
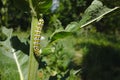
0, 27, 13, 58
79, 0, 108, 26
0, 27, 29, 80
0, 27, 7, 41
79, 7, 119, 29
64, 0, 117, 32
41, 47, 55, 56
80, 0, 119, 28
49, 30, 72, 44
32, 0, 52, 14
83, 0, 110, 20
65, 22, 79, 32
0, 50, 20, 80
14, 51, 29, 80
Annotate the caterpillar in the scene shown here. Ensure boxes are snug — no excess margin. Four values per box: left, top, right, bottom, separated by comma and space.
33, 18, 44, 56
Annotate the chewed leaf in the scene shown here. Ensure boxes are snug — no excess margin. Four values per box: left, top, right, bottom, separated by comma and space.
0, 27, 13, 58
78, 0, 119, 29
0, 27, 29, 80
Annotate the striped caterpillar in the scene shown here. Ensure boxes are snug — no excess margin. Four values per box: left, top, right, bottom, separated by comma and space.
33, 18, 44, 56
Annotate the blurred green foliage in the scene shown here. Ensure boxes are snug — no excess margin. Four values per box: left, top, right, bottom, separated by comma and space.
76, 32, 120, 80
0, 0, 120, 80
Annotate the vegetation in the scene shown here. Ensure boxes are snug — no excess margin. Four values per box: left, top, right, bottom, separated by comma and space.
0, 0, 120, 80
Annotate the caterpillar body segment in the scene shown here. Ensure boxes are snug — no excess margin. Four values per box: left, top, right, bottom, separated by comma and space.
33, 18, 44, 56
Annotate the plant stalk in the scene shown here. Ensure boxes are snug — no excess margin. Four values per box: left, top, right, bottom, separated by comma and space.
28, 0, 39, 80
28, 16, 39, 80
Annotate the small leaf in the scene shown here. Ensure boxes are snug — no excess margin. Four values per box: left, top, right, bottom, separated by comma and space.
65, 22, 79, 32
49, 30, 72, 44
42, 47, 55, 56
33, 0, 52, 14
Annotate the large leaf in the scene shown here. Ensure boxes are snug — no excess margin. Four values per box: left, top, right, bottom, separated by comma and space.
79, 0, 110, 26
0, 27, 29, 80
65, 0, 119, 32
79, 0, 119, 28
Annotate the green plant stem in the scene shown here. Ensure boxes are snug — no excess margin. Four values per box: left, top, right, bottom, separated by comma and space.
28, 16, 39, 80
29, 0, 36, 16
28, 0, 39, 80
